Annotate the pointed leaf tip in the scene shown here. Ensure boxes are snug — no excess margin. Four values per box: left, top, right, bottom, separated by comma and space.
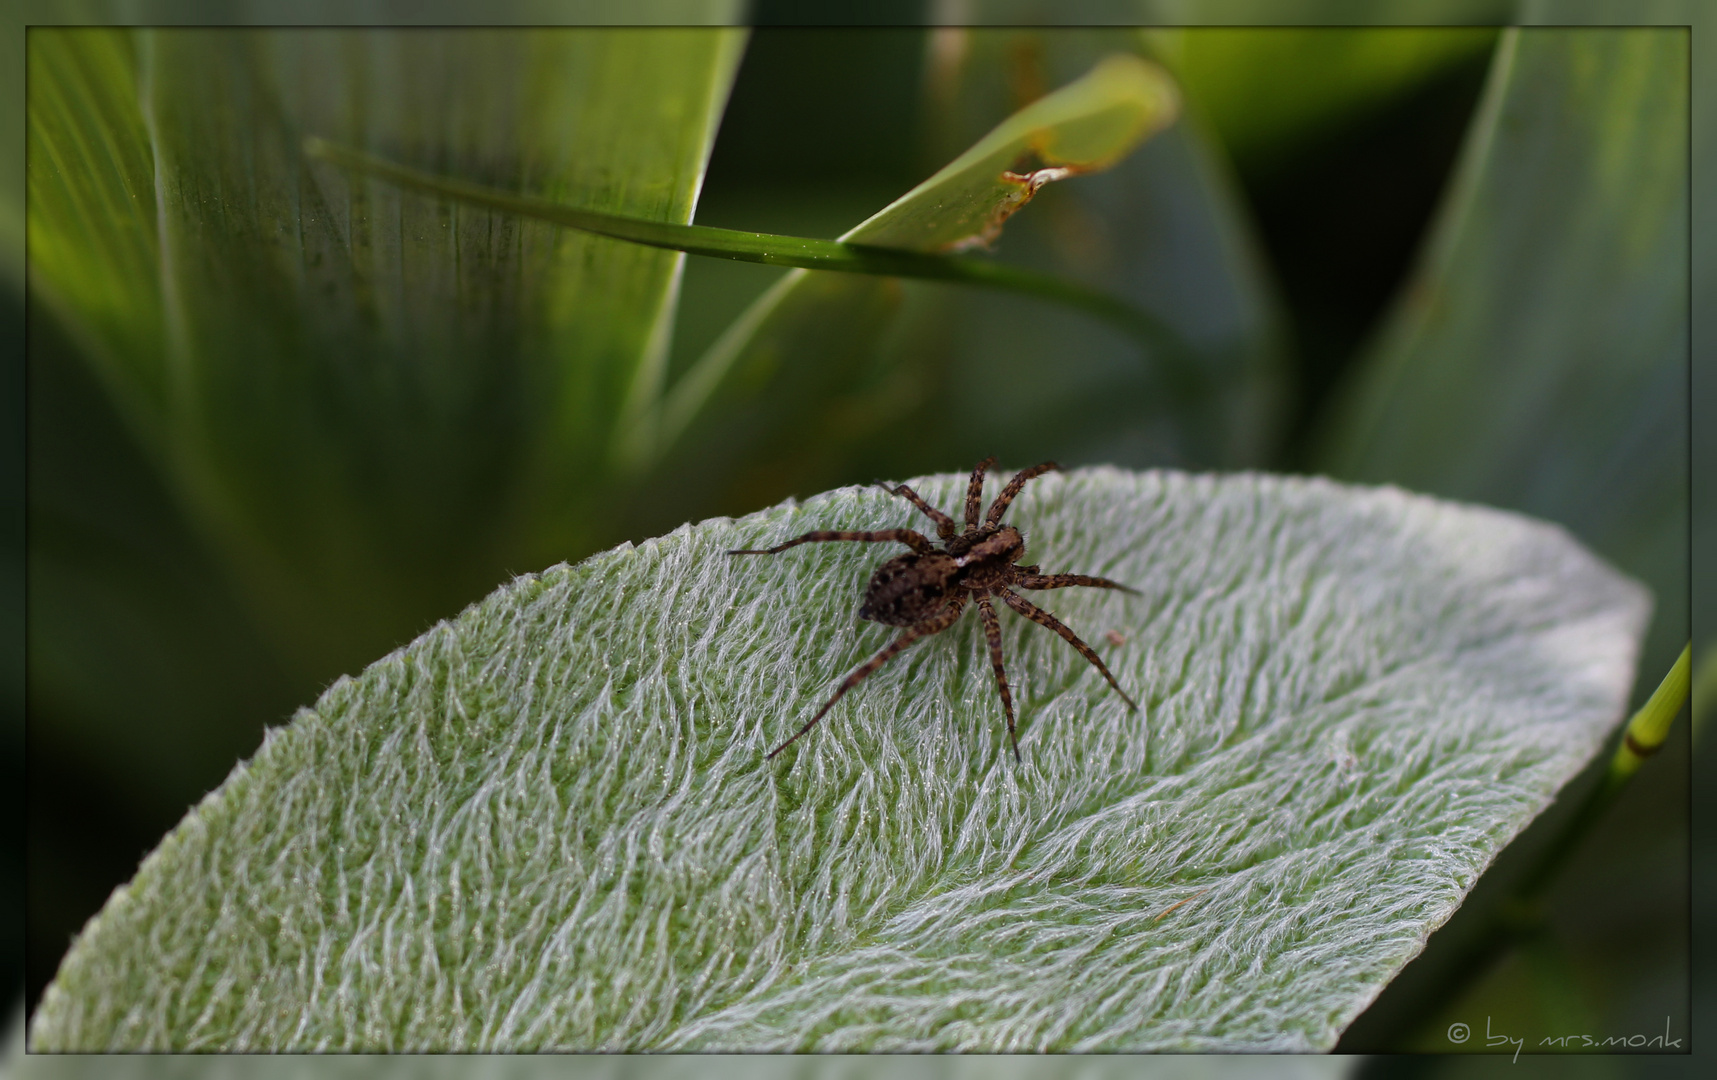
853, 52, 1181, 253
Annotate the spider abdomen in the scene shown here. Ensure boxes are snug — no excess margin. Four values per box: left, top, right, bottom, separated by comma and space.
858, 552, 960, 626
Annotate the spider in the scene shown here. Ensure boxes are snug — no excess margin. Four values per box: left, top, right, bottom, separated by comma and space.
729, 457, 1138, 763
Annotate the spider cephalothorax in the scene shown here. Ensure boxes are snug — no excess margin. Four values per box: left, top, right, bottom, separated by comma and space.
730, 458, 1138, 762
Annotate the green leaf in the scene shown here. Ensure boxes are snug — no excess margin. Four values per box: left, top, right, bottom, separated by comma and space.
31, 469, 1648, 1051
644, 32, 1285, 534
299, 134, 1186, 383
1314, 27, 1688, 685
645, 52, 1184, 470
897, 28, 1288, 468
25, 26, 745, 677
834, 52, 1180, 252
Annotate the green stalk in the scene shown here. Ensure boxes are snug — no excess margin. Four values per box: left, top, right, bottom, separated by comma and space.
1509, 642, 1689, 906
301, 137, 1202, 395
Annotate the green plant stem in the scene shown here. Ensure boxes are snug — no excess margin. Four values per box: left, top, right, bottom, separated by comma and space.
1514, 642, 1689, 906
301, 137, 1204, 396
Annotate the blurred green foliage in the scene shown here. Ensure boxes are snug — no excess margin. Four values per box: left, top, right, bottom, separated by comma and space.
1317, 28, 1687, 687
1145, 27, 1501, 177
15, 18, 1689, 1057
29, 27, 747, 679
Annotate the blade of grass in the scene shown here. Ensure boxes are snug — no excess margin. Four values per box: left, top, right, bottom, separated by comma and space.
881, 28, 1288, 477
648, 52, 1192, 469
301, 132, 1196, 400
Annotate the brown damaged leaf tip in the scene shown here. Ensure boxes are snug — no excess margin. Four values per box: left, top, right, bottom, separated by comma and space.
939, 165, 1087, 254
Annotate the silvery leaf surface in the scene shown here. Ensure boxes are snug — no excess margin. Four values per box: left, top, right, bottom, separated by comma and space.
30, 469, 1648, 1051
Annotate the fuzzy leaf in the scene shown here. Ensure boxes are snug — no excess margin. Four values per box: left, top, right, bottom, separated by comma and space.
31, 468, 1647, 1051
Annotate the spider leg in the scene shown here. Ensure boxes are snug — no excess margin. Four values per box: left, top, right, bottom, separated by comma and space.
985, 461, 1059, 526
1016, 572, 1140, 595
997, 588, 1137, 710
729, 528, 936, 556
768, 596, 968, 759
975, 593, 1021, 763
879, 482, 958, 540
965, 456, 998, 531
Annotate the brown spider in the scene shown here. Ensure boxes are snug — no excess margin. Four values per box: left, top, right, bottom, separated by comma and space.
729, 457, 1139, 763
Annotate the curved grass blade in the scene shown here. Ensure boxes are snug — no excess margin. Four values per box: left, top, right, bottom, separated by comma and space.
646, 52, 1186, 469
301, 134, 1182, 373
303, 53, 1193, 469
884, 27, 1289, 478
